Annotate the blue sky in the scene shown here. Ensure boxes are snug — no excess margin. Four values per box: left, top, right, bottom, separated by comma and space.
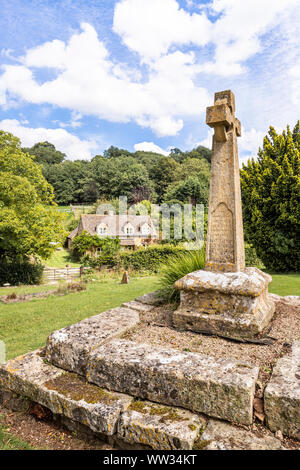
0, 0, 299, 162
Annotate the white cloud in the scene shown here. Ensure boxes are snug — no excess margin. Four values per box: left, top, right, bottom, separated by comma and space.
134, 141, 169, 156
0, 23, 209, 137
289, 65, 300, 105
239, 128, 265, 156
0, 119, 98, 160
114, 0, 299, 76
113, 0, 211, 60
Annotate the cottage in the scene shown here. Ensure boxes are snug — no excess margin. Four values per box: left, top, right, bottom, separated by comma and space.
67, 214, 158, 250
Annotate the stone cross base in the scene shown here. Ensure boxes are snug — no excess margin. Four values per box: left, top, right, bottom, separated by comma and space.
173, 267, 275, 340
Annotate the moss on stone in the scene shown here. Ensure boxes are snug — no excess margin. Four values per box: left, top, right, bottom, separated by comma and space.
43, 373, 118, 405
188, 424, 197, 431
129, 400, 189, 423
193, 438, 211, 450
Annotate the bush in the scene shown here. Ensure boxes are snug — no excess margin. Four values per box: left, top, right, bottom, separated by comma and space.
83, 244, 190, 273
119, 245, 190, 273
245, 244, 264, 268
158, 247, 206, 303
241, 123, 300, 272
0, 257, 44, 286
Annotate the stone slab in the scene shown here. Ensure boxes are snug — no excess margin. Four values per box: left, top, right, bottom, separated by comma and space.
45, 307, 140, 375
117, 400, 205, 450
198, 420, 283, 450
0, 350, 133, 436
87, 340, 259, 425
175, 267, 272, 297
173, 268, 275, 340
122, 301, 154, 313
264, 340, 300, 440
135, 292, 164, 306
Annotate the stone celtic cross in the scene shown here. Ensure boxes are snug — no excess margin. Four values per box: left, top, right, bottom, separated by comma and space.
205, 90, 245, 273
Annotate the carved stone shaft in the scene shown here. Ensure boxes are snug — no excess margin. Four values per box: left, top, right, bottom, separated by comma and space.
206, 90, 245, 273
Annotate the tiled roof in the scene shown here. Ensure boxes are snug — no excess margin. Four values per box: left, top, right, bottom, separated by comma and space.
74, 214, 157, 238
67, 226, 79, 239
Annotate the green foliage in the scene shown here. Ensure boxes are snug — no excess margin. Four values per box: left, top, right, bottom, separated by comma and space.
23, 141, 66, 165
241, 123, 300, 272
85, 244, 189, 273
72, 231, 120, 260
164, 175, 209, 205
91, 155, 154, 203
0, 256, 44, 286
43, 160, 95, 205
245, 244, 264, 269
120, 245, 189, 272
0, 130, 66, 260
158, 248, 206, 303
22, 141, 211, 206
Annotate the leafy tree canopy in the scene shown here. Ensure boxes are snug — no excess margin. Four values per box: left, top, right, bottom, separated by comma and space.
241, 122, 300, 272
23, 141, 66, 165
0, 131, 66, 259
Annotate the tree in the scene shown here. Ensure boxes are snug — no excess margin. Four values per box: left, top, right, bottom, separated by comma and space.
240, 123, 300, 271
92, 156, 153, 203
23, 141, 66, 165
164, 175, 209, 205
43, 160, 95, 205
0, 131, 66, 259
103, 146, 132, 159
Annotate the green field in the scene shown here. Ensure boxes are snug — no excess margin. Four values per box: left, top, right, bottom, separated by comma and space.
0, 276, 158, 360
44, 248, 81, 268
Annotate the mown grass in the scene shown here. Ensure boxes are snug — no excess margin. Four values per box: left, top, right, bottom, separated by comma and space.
0, 270, 298, 361
43, 248, 81, 268
268, 273, 300, 296
0, 276, 158, 360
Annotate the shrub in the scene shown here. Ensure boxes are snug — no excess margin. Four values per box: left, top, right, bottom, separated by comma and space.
241, 123, 300, 272
119, 245, 189, 273
158, 247, 206, 303
245, 244, 264, 269
0, 257, 44, 286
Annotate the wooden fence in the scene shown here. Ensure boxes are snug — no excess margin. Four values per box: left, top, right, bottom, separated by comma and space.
43, 267, 86, 282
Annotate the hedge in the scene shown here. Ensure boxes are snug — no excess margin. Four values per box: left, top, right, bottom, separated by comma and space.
0, 257, 44, 286
83, 243, 264, 274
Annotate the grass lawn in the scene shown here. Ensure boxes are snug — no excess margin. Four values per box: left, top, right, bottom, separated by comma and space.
0, 422, 33, 450
0, 276, 159, 360
268, 273, 300, 296
43, 248, 81, 268
0, 271, 298, 361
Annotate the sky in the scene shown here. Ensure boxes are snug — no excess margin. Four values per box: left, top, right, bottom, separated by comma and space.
0, 0, 299, 163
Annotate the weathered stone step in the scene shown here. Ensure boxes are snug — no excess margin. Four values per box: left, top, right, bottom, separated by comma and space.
0, 350, 133, 436
0, 350, 205, 450
197, 420, 284, 450
122, 300, 154, 313
45, 307, 140, 375
118, 400, 205, 450
87, 339, 259, 425
264, 340, 300, 440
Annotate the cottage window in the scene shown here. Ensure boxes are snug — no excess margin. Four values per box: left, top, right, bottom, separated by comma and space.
141, 223, 151, 236
97, 224, 108, 236
124, 223, 134, 236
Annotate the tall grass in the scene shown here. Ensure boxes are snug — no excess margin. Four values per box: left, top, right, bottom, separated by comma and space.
158, 247, 206, 303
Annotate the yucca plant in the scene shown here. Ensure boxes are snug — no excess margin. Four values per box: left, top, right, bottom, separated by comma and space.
158, 247, 205, 303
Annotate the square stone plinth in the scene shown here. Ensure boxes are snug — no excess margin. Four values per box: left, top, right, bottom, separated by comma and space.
173, 267, 275, 340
